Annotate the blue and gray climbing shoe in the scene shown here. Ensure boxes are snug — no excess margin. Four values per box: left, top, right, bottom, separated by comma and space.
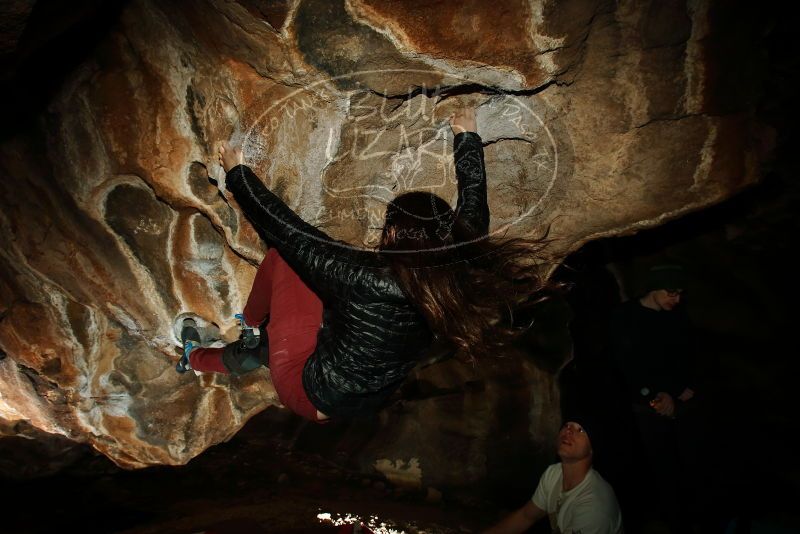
234, 313, 261, 351
220, 314, 269, 375
176, 318, 201, 374
171, 312, 221, 349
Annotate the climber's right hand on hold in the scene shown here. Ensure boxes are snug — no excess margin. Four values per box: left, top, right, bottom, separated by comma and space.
449, 107, 477, 135
219, 141, 244, 173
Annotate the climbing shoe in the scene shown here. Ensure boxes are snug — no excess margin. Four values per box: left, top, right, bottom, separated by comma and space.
235, 313, 262, 350
176, 318, 201, 374
221, 314, 269, 375
171, 312, 221, 349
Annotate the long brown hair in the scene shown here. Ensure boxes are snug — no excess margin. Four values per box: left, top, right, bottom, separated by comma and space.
377, 191, 558, 361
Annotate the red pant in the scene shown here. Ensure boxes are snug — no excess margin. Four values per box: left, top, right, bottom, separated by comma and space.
189, 248, 324, 422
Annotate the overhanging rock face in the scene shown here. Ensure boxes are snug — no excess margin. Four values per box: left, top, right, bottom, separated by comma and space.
0, 0, 768, 474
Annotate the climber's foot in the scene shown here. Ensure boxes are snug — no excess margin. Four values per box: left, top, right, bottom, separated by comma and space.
171, 312, 221, 348
176, 318, 201, 374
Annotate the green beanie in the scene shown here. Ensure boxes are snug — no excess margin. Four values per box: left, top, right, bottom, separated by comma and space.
645, 264, 687, 292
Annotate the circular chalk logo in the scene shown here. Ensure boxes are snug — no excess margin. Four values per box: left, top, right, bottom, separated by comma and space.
229, 69, 571, 259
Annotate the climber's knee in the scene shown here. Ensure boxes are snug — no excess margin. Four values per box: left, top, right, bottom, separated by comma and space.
221, 333, 269, 376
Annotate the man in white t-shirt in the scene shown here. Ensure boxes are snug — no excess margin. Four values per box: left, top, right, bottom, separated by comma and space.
484, 418, 624, 534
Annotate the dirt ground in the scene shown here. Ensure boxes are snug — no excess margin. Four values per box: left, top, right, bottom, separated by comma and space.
0, 408, 506, 534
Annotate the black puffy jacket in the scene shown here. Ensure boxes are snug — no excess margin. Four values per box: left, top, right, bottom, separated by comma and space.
226, 131, 489, 418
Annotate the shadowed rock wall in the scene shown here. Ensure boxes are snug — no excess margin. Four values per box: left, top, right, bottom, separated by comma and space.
0, 0, 770, 481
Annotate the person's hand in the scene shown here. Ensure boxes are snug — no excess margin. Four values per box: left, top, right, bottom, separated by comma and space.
651, 392, 676, 417
678, 387, 695, 402
219, 141, 243, 173
449, 107, 477, 135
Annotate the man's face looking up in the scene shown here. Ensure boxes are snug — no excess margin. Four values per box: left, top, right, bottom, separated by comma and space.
557, 421, 593, 462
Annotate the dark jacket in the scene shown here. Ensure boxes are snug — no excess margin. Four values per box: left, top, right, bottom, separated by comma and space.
608, 299, 695, 405
225, 131, 489, 418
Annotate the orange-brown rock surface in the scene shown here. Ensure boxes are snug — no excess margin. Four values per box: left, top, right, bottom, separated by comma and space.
0, 0, 769, 477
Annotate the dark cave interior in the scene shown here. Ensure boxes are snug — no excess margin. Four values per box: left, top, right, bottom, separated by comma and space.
2, 157, 797, 533
1, 1, 799, 533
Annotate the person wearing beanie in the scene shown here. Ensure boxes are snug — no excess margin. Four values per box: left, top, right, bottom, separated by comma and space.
640, 264, 689, 313
484, 417, 624, 533
607, 263, 699, 532
610, 264, 695, 412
